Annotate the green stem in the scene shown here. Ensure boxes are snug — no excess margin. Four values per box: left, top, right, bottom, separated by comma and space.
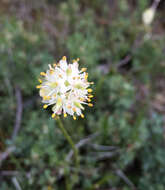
56, 117, 79, 169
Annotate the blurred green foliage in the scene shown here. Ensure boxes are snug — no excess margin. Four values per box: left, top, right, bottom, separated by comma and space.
1, 0, 165, 189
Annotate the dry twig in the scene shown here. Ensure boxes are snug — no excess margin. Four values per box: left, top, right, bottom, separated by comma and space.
115, 169, 137, 190
66, 132, 99, 162
0, 146, 16, 165
12, 177, 22, 190
12, 86, 23, 141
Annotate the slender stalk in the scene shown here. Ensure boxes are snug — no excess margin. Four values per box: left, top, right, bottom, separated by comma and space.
56, 117, 79, 169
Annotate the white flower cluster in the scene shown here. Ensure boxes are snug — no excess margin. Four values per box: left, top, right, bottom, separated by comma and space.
37, 56, 93, 119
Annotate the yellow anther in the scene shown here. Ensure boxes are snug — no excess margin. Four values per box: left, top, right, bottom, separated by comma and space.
73, 116, 76, 120
43, 96, 47, 100
58, 98, 62, 102
88, 95, 94, 98
67, 105, 71, 109
36, 85, 41, 89
72, 107, 76, 112
77, 76, 80, 79
47, 186, 53, 190
50, 69, 54, 74
40, 72, 46, 76
56, 98, 62, 107
62, 56, 66, 61
52, 113, 56, 118
77, 58, 80, 62
81, 68, 87, 72
79, 98, 84, 101
43, 96, 50, 100
81, 114, 84, 118
53, 94, 56, 98
88, 103, 93, 107
66, 68, 72, 76
73, 77, 76, 80
51, 82, 58, 88
87, 98, 91, 102
43, 104, 48, 109
64, 113, 67, 118
85, 73, 88, 80
38, 79, 42, 83
53, 63, 57, 67
90, 82, 94, 84
59, 74, 62, 78
87, 89, 93, 93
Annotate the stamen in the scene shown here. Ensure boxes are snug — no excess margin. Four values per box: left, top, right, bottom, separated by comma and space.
52, 113, 56, 118
40, 72, 46, 76
73, 116, 76, 120
88, 103, 93, 107
79, 98, 85, 101
64, 113, 67, 118
48, 64, 52, 69
72, 107, 76, 112
87, 98, 91, 102
74, 102, 84, 109
87, 89, 93, 93
81, 114, 84, 118
66, 68, 72, 76
43, 104, 48, 109
62, 56, 66, 61
88, 95, 93, 98
56, 98, 62, 106
50, 82, 58, 88
43, 96, 50, 100
36, 85, 41, 89
81, 68, 87, 72
38, 79, 42, 83
50, 69, 54, 74
85, 73, 88, 80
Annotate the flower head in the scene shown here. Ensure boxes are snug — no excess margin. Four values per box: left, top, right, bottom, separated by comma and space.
37, 56, 94, 119
142, 7, 155, 26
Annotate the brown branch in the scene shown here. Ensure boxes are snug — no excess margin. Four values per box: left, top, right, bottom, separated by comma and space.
0, 146, 16, 165
66, 132, 99, 162
152, 0, 161, 9
117, 55, 132, 68
89, 143, 117, 151
12, 177, 22, 190
0, 87, 23, 166
115, 169, 137, 190
12, 86, 23, 141
0, 170, 19, 176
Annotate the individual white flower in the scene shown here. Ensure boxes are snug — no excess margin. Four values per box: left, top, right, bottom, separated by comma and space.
142, 7, 155, 26
37, 56, 94, 120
